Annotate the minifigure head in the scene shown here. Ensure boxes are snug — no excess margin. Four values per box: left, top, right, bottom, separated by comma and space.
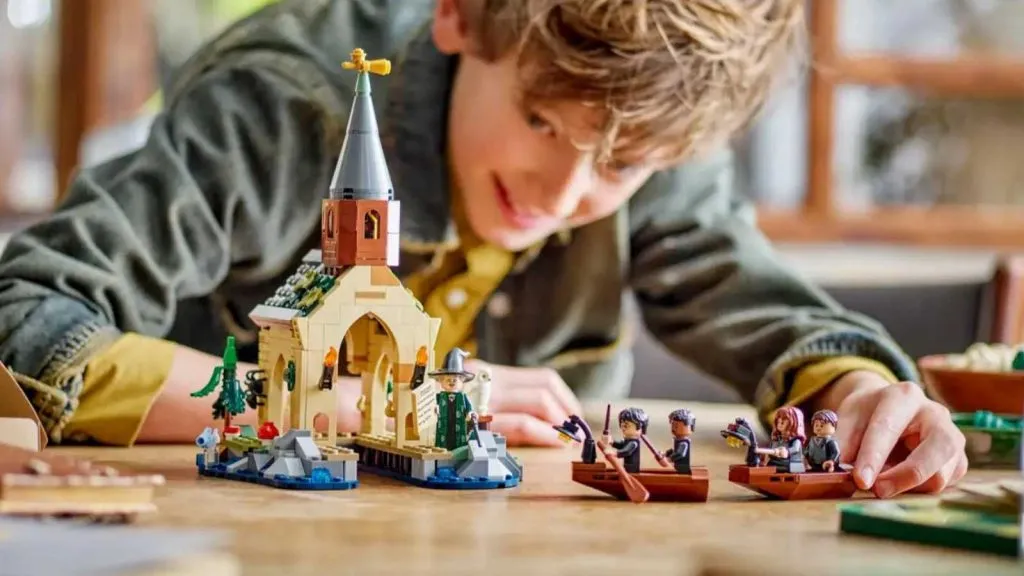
431, 0, 804, 251
668, 408, 695, 438
772, 406, 806, 443
618, 407, 649, 438
437, 374, 464, 393
810, 409, 838, 437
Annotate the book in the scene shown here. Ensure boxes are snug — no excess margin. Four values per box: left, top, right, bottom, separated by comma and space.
838, 480, 1022, 558
0, 442, 165, 521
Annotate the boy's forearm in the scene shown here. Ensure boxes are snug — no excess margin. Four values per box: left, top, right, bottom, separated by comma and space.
629, 150, 918, 425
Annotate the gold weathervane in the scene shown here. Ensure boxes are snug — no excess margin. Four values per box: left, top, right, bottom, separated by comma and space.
342, 48, 391, 76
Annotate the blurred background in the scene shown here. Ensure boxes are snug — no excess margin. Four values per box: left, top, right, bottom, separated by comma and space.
0, 0, 1021, 401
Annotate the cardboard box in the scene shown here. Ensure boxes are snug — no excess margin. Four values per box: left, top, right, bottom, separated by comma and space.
0, 362, 47, 451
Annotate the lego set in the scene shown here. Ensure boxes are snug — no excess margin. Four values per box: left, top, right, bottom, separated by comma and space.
554, 405, 709, 504
554, 404, 857, 503
721, 407, 857, 500
192, 48, 521, 492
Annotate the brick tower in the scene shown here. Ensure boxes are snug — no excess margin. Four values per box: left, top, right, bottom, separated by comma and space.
320, 48, 399, 270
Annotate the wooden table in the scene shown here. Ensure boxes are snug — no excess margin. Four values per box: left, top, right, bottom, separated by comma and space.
55, 401, 1023, 576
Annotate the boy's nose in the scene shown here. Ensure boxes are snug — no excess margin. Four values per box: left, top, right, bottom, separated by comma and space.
534, 156, 593, 219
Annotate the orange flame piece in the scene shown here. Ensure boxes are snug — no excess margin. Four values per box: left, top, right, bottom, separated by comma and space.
324, 346, 338, 367
416, 346, 428, 365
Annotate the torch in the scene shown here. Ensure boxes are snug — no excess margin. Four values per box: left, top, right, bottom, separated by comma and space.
409, 346, 429, 390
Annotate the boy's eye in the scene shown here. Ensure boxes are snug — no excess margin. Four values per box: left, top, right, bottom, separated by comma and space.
526, 112, 555, 135
600, 159, 637, 179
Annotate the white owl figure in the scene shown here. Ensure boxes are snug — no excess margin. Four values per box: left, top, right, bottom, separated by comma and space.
468, 366, 493, 416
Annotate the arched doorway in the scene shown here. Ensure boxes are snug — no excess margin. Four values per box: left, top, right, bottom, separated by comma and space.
339, 313, 397, 438
263, 354, 288, 430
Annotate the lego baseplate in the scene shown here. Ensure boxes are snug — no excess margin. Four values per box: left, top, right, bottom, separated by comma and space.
352, 431, 523, 490
195, 455, 358, 491
358, 461, 520, 490
838, 499, 1021, 558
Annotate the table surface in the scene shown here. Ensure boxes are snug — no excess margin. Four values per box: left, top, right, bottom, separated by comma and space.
53, 400, 1022, 576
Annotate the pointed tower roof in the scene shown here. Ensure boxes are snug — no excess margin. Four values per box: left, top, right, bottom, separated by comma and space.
329, 48, 393, 201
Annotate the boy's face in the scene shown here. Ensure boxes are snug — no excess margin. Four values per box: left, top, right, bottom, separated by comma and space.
432, 1, 659, 252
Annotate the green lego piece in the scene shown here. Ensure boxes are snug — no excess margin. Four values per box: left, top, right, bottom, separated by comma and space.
952, 411, 1022, 469
224, 435, 263, 454
285, 360, 296, 392
839, 499, 1019, 557
261, 263, 337, 316
1012, 349, 1024, 371
191, 336, 248, 429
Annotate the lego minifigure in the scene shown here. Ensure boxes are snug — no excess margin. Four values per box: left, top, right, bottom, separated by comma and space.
600, 407, 649, 474
195, 427, 221, 467
765, 406, 806, 473
664, 409, 695, 475
805, 409, 841, 472
431, 348, 477, 451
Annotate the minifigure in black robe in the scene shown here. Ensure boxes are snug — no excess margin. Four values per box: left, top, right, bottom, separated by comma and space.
664, 408, 695, 475
805, 409, 841, 472
601, 407, 649, 473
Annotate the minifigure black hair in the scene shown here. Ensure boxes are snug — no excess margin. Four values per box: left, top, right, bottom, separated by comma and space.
618, 407, 649, 434
668, 408, 695, 431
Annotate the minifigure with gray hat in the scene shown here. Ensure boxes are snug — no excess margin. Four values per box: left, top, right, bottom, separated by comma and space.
431, 348, 477, 451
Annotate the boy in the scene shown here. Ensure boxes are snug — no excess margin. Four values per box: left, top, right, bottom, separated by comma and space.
0, 0, 965, 499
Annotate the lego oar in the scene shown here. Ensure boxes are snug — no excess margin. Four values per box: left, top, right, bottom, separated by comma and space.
640, 434, 670, 468
597, 439, 649, 503
599, 403, 649, 503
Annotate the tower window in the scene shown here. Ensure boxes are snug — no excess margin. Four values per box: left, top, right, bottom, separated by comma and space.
326, 208, 335, 238
364, 210, 380, 239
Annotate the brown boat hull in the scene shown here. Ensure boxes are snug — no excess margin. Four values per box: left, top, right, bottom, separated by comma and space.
728, 464, 857, 500
571, 462, 709, 502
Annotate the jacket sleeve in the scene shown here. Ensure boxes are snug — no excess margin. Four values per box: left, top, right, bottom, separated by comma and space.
0, 51, 348, 441
627, 148, 918, 424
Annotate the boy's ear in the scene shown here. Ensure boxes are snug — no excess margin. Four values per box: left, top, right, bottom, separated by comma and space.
432, 0, 471, 54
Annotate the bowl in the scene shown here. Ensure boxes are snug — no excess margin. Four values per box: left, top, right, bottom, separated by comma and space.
918, 354, 1024, 415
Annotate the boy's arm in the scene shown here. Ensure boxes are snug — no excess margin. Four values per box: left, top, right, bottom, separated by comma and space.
628, 149, 918, 427
0, 52, 349, 442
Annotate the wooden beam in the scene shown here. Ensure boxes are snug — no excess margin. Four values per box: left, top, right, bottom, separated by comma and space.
990, 255, 1024, 344
831, 55, 1024, 97
55, 0, 103, 200
806, 0, 839, 216
757, 208, 1024, 248
55, 0, 155, 201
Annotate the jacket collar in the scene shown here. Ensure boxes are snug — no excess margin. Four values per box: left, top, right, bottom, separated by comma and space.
382, 23, 460, 252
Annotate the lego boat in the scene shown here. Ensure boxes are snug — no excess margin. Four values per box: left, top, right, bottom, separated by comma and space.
571, 462, 710, 502
727, 464, 857, 500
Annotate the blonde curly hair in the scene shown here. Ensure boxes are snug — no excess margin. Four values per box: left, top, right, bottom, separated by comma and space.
464, 0, 805, 167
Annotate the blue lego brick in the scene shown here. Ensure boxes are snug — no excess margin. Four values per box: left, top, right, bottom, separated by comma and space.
195, 454, 358, 491
359, 462, 520, 490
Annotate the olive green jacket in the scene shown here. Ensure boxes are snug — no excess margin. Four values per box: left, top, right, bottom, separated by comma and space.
0, 0, 916, 441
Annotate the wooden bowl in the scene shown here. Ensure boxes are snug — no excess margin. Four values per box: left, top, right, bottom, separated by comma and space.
918, 355, 1024, 415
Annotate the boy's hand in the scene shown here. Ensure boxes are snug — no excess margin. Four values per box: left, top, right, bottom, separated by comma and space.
825, 370, 968, 499
466, 360, 584, 447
